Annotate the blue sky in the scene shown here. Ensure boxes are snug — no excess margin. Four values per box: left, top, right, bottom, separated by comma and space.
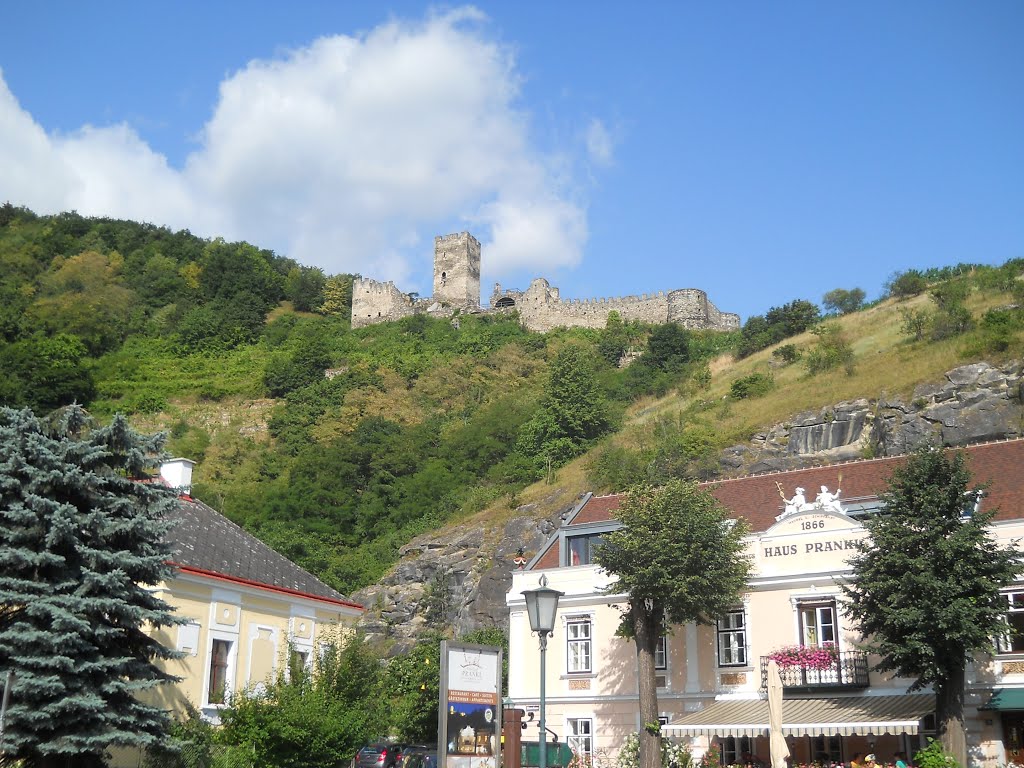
1, 2, 1021, 320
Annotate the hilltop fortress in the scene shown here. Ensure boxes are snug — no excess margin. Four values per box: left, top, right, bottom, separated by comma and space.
351, 232, 740, 333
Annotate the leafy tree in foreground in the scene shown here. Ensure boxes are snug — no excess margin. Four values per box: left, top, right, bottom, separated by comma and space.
0, 406, 183, 767
840, 446, 1020, 767
596, 480, 751, 768
217, 629, 386, 768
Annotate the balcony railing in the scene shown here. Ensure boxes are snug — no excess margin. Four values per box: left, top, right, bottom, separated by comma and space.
759, 651, 870, 691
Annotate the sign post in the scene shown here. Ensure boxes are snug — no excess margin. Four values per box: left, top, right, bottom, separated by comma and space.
439, 642, 503, 768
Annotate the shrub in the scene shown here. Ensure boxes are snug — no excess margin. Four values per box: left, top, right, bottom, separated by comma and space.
736, 300, 820, 359
804, 323, 855, 375
913, 738, 961, 768
899, 307, 931, 342
730, 373, 774, 400
772, 344, 800, 365
976, 307, 1023, 352
887, 269, 928, 299
616, 731, 693, 768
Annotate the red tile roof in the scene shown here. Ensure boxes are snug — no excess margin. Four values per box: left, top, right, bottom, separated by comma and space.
530, 439, 1024, 570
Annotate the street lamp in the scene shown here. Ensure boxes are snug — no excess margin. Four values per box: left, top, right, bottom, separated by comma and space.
523, 575, 563, 768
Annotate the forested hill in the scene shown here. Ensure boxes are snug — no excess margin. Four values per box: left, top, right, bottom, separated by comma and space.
2, 204, 1023, 597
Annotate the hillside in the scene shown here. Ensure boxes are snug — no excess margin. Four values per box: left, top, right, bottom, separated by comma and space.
2, 205, 1023, 607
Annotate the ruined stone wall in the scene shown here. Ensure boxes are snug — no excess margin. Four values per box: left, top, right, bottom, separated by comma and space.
668, 289, 741, 331
353, 231, 739, 332
494, 279, 738, 333
351, 278, 416, 329
433, 232, 481, 309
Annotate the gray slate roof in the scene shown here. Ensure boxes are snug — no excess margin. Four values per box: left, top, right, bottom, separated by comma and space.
166, 495, 356, 605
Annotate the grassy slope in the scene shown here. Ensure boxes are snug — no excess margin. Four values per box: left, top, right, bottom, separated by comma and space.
471, 288, 1024, 533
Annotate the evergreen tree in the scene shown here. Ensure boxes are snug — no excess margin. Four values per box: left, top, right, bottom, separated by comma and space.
840, 446, 1021, 767
596, 480, 751, 768
0, 406, 183, 766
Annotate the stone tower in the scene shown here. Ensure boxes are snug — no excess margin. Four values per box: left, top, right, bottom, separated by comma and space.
433, 232, 481, 309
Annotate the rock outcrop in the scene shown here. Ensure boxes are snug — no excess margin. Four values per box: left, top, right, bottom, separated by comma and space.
352, 490, 579, 650
353, 360, 1024, 649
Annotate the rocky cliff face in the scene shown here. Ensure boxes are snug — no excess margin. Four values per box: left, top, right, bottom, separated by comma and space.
352, 360, 1023, 648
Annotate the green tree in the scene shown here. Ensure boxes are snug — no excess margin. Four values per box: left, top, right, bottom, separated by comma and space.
899, 307, 931, 342
0, 333, 96, 410
929, 281, 973, 340
840, 446, 1021, 766
887, 269, 929, 299
516, 344, 612, 467
285, 265, 327, 312
320, 274, 355, 317
379, 634, 443, 743
263, 332, 333, 397
0, 406, 183, 766
596, 481, 751, 768
822, 287, 866, 315
218, 629, 386, 768
640, 323, 691, 373
804, 322, 855, 375
736, 300, 820, 358
26, 250, 139, 354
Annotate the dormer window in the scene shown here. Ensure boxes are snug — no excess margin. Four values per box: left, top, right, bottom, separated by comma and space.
566, 533, 605, 566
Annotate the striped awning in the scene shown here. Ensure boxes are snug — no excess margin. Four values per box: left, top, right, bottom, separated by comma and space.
663, 695, 934, 738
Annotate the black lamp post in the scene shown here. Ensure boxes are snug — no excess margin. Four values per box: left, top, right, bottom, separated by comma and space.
523, 576, 563, 768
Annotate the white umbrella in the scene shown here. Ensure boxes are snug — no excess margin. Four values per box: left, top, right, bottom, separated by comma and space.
767, 660, 790, 768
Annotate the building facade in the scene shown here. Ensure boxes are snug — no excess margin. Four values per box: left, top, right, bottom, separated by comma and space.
507, 441, 1024, 768
112, 459, 364, 766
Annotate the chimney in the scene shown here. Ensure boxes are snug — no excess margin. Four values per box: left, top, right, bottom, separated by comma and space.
160, 458, 195, 495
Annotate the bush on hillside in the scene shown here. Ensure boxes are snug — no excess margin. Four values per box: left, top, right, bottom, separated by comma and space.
730, 373, 774, 400
804, 322, 855, 376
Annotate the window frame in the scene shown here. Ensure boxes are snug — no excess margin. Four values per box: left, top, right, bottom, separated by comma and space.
717, 608, 747, 668
566, 616, 593, 674
566, 717, 593, 756
998, 590, 1024, 654
719, 736, 753, 766
206, 637, 234, 706
655, 633, 668, 671
798, 600, 838, 649
558, 521, 621, 568
566, 533, 606, 566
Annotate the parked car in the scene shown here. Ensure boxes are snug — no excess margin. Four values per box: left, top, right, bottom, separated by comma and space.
397, 745, 434, 768
402, 748, 438, 768
356, 743, 407, 768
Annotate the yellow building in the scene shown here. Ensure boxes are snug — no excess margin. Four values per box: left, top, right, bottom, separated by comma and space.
508, 440, 1024, 768
111, 459, 363, 766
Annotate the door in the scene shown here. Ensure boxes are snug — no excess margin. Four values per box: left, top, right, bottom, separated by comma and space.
1004, 714, 1024, 764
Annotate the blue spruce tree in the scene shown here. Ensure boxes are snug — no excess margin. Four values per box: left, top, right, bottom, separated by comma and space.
0, 406, 183, 766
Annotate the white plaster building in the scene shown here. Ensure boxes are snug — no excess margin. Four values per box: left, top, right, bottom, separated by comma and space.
507, 440, 1024, 767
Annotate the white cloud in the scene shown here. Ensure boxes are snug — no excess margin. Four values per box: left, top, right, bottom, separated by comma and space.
0, 74, 79, 213
0, 9, 598, 293
585, 118, 614, 167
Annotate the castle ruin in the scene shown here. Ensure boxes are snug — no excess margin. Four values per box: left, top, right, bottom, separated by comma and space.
350, 232, 739, 333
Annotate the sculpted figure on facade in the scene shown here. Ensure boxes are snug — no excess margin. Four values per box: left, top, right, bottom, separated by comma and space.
815, 484, 843, 513
776, 484, 812, 520
775, 481, 845, 520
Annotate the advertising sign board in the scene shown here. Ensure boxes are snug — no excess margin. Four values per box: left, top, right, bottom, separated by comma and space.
439, 641, 503, 768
